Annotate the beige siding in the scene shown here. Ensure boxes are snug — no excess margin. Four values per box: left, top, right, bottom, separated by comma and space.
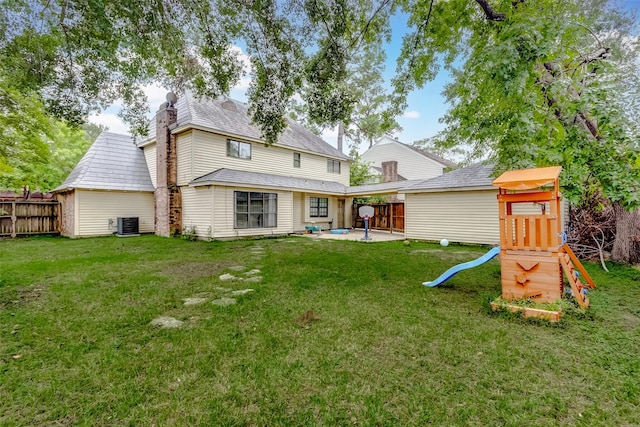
405, 190, 500, 244
182, 186, 214, 239
292, 192, 306, 232
302, 194, 340, 229
177, 132, 194, 186
76, 190, 155, 236
405, 190, 568, 245
361, 140, 445, 180
212, 186, 293, 239
143, 143, 157, 188
176, 130, 349, 186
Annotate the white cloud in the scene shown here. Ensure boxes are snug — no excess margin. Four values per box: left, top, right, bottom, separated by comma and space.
143, 83, 171, 111
402, 110, 420, 119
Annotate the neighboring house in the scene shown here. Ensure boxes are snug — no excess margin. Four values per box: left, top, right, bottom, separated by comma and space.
56, 93, 352, 239
360, 134, 457, 182
53, 132, 156, 237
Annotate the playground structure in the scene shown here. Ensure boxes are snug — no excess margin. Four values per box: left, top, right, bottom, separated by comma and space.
492, 166, 595, 310
423, 166, 596, 318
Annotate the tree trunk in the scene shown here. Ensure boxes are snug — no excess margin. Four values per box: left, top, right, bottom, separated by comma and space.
611, 204, 640, 265
337, 122, 344, 153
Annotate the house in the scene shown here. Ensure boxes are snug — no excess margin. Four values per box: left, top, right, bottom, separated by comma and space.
55, 92, 353, 239
360, 134, 457, 182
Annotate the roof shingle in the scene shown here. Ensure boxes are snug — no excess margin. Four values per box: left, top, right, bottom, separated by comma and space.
147, 92, 351, 161
54, 132, 155, 192
190, 168, 347, 194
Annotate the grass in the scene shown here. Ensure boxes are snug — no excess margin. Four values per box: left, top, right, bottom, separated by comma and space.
1, 235, 639, 426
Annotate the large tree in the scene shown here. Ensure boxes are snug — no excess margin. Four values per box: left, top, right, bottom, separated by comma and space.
393, 0, 640, 263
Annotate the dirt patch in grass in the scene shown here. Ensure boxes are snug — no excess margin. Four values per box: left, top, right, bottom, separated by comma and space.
0, 283, 49, 309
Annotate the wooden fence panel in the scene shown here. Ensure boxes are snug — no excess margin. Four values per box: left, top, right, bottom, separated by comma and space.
0, 201, 59, 237
352, 202, 405, 233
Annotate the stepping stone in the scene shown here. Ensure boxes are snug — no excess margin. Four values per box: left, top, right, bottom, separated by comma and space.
219, 273, 237, 281
215, 287, 231, 292
212, 297, 237, 306
183, 297, 207, 306
150, 316, 184, 329
244, 276, 262, 283
245, 269, 261, 276
231, 289, 255, 296
228, 266, 246, 271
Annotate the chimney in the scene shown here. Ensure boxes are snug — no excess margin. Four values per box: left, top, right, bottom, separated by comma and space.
381, 161, 398, 183
155, 92, 182, 237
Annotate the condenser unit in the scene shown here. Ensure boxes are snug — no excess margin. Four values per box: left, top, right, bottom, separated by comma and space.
117, 217, 139, 236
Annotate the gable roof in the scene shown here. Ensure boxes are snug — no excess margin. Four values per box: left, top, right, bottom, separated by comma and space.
400, 162, 495, 193
190, 168, 347, 195
146, 92, 351, 161
54, 132, 155, 192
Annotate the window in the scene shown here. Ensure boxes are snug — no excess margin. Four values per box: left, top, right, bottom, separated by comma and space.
310, 197, 328, 217
227, 139, 251, 159
234, 191, 277, 229
327, 159, 341, 174
293, 152, 301, 168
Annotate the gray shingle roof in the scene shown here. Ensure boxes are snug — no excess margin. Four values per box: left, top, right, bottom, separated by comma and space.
190, 168, 347, 194
347, 180, 415, 195
400, 162, 495, 192
147, 92, 351, 161
54, 132, 155, 192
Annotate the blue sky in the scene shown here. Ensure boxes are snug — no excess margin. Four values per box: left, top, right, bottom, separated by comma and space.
91, 1, 640, 151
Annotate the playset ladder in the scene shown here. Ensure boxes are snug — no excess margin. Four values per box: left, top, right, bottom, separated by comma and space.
559, 248, 595, 310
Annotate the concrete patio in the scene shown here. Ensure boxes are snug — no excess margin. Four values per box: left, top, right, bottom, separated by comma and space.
302, 228, 405, 242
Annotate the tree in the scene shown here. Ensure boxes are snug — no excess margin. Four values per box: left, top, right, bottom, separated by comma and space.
392, 0, 640, 263
343, 44, 401, 151
350, 155, 378, 186
0, 81, 93, 191
0, 0, 392, 145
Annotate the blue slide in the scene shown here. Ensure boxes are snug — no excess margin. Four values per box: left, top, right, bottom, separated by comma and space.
423, 246, 501, 287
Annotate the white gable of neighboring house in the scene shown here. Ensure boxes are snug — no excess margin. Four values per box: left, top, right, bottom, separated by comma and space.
360, 135, 456, 181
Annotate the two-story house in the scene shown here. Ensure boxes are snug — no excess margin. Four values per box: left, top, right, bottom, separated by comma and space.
54, 92, 352, 239
361, 134, 456, 182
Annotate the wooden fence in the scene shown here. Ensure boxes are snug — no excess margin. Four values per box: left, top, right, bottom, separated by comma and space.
0, 200, 59, 237
352, 202, 405, 232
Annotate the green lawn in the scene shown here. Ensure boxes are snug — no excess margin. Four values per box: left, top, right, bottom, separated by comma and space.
1, 235, 639, 426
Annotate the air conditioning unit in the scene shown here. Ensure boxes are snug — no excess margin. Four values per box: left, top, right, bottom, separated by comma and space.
117, 217, 139, 236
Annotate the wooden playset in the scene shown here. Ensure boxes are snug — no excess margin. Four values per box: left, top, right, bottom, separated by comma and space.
491, 166, 596, 318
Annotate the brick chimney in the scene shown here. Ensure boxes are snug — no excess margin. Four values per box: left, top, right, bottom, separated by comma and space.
381, 161, 398, 183
155, 92, 182, 237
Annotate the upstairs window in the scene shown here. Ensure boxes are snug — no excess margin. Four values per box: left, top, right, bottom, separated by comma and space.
327, 159, 341, 174
227, 139, 251, 159
310, 197, 328, 217
293, 152, 301, 168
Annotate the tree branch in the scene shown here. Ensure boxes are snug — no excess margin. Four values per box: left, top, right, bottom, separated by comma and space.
474, 0, 505, 21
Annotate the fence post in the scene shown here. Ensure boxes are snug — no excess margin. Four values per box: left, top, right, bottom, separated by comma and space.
11, 200, 16, 238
